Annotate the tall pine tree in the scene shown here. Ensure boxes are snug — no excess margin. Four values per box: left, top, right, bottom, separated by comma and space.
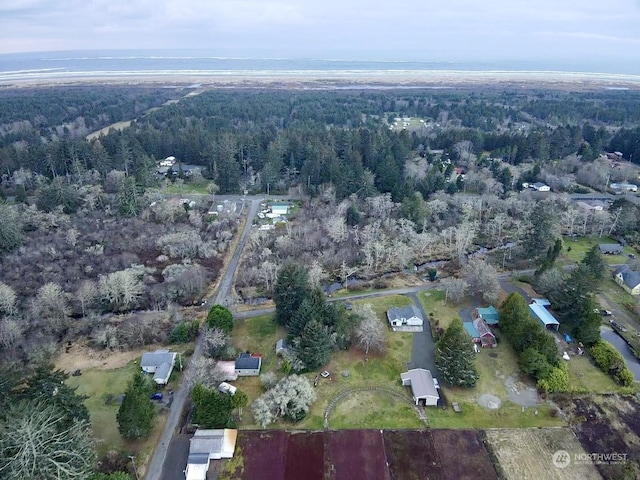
294, 320, 333, 371
117, 372, 156, 440
435, 318, 479, 388
273, 263, 311, 327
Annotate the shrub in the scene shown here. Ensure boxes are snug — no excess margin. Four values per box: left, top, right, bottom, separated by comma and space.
537, 363, 569, 393
169, 320, 200, 343
590, 339, 630, 385
615, 366, 634, 387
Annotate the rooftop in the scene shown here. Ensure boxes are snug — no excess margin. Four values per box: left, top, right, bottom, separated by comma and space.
529, 304, 560, 327
400, 369, 439, 400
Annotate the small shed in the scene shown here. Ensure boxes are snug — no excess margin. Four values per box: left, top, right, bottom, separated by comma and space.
275, 338, 289, 356
400, 369, 440, 406
463, 322, 481, 342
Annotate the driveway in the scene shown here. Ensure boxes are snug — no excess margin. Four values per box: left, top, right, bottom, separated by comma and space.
406, 293, 438, 376
600, 326, 640, 381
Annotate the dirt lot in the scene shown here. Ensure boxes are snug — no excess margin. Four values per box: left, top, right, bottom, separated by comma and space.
383, 430, 444, 480
485, 428, 601, 480
327, 430, 389, 480
560, 394, 640, 479
431, 430, 498, 480
55, 342, 165, 372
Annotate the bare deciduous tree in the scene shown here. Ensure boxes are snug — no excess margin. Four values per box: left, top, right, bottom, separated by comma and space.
251, 375, 316, 427
462, 257, 500, 304
0, 282, 17, 316
352, 303, 386, 355
98, 267, 144, 311
440, 277, 469, 304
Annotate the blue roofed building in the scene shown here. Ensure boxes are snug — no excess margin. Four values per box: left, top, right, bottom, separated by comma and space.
475, 306, 499, 326
529, 303, 560, 331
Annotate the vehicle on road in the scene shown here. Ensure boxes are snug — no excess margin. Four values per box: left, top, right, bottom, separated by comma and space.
150, 392, 163, 400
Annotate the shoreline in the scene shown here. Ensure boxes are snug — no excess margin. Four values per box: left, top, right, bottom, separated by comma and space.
2, 70, 640, 91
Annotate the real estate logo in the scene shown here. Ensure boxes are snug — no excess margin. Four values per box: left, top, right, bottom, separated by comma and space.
552, 450, 571, 469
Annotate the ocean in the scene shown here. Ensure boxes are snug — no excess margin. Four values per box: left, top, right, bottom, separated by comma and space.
1, 50, 639, 83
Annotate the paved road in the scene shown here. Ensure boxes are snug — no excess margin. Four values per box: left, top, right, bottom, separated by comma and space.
145, 199, 261, 480
405, 292, 438, 375
600, 326, 640, 380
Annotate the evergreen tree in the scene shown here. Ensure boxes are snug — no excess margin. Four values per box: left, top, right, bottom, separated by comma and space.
273, 263, 311, 327
191, 383, 234, 428
581, 245, 607, 286
522, 201, 556, 260
206, 304, 234, 333
435, 318, 479, 388
117, 372, 156, 440
294, 320, 333, 371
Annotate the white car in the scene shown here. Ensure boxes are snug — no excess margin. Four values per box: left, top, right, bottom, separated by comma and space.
433, 378, 440, 389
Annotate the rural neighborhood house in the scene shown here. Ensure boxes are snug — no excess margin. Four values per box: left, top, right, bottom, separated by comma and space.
184, 429, 238, 480
235, 352, 262, 376
614, 265, 640, 295
140, 350, 177, 385
386, 305, 424, 330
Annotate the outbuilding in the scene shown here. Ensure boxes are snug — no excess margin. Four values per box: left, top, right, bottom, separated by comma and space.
529, 303, 560, 331
400, 369, 440, 406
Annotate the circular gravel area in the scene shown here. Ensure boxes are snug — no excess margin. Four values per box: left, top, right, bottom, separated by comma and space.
478, 394, 502, 410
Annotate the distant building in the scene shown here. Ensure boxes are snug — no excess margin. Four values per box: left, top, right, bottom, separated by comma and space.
532, 182, 550, 192
275, 338, 289, 356
610, 183, 638, 193
599, 244, 624, 255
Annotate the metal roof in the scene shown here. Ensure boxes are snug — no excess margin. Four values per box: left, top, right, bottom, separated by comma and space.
235, 353, 261, 370
529, 304, 560, 327
476, 306, 499, 325
463, 322, 480, 338
387, 305, 422, 322
400, 369, 439, 400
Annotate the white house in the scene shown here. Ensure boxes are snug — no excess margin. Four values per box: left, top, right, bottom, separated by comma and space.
610, 182, 638, 193
266, 203, 291, 218
400, 369, 440, 406
235, 353, 262, 376
140, 350, 177, 385
159, 156, 176, 167
184, 429, 238, 480
386, 305, 423, 328
532, 182, 550, 192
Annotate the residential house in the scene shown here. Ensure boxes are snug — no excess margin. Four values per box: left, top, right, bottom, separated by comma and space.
275, 338, 289, 356
140, 350, 177, 385
599, 244, 624, 255
532, 182, 551, 192
184, 429, 238, 480
475, 306, 499, 326
463, 321, 481, 342
386, 305, 423, 329
529, 301, 560, 330
400, 369, 440, 406
235, 353, 262, 376
472, 318, 496, 348
266, 203, 291, 218
614, 265, 640, 295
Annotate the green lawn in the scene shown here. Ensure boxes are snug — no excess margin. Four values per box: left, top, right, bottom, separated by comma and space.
160, 182, 211, 195
565, 353, 626, 393
562, 236, 635, 265
418, 290, 472, 329
233, 297, 418, 430
66, 361, 167, 458
330, 391, 423, 429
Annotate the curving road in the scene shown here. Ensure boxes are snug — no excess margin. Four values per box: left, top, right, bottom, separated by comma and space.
145, 198, 260, 480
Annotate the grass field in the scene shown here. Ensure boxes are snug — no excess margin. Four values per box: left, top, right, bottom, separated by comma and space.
233, 297, 417, 430
418, 289, 472, 329
330, 391, 423, 429
561, 236, 635, 265
565, 353, 624, 393
66, 360, 168, 463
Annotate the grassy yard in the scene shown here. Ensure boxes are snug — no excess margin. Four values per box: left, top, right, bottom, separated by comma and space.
418, 290, 472, 329
428, 401, 561, 429
565, 353, 625, 393
561, 236, 635, 265
233, 297, 420, 430
160, 182, 211, 195
66, 361, 168, 461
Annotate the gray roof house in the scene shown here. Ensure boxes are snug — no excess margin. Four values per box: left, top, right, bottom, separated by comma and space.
387, 305, 424, 331
599, 244, 624, 255
614, 265, 640, 295
400, 369, 440, 406
140, 350, 177, 385
184, 429, 238, 480
235, 353, 262, 376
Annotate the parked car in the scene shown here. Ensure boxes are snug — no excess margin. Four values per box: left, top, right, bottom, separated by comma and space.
150, 392, 163, 400
601, 310, 613, 316
433, 378, 440, 389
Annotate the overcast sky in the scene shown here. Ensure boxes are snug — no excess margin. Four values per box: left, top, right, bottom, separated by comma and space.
2, 0, 640, 69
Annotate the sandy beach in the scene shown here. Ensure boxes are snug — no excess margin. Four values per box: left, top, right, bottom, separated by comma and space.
2, 70, 640, 91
